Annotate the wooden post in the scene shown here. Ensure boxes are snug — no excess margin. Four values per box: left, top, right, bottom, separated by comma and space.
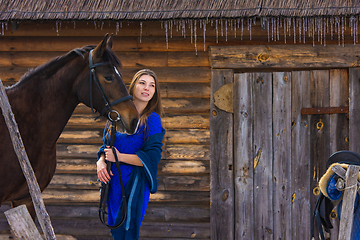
338, 165, 360, 240
0, 79, 56, 240
4, 205, 43, 239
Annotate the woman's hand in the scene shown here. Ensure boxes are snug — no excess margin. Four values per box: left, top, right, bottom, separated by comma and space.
104, 146, 120, 163
97, 154, 113, 183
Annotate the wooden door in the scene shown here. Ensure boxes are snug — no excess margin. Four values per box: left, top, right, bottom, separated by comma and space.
211, 68, 353, 240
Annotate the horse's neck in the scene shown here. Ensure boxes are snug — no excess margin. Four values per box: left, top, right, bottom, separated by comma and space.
6, 64, 83, 145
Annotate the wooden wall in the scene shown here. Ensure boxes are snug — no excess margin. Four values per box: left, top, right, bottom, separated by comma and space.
0, 21, 214, 240
0, 19, 358, 239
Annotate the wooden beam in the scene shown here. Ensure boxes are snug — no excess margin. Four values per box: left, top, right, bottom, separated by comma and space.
209, 45, 360, 69
0, 79, 56, 240
4, 205, 43, 240
338, 165, 360, 240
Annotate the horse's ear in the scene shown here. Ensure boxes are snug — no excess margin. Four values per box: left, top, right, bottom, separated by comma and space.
92, 34, 109, 59
107, 34, 113, 49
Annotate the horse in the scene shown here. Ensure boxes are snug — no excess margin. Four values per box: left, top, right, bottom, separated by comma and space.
0, 34, 139, 218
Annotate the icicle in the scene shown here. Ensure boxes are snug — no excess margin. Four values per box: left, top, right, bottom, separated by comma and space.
271, 18, 274, 41
93, 21, 97, 29
298, 18, 302, 43
165, 21, 169, 49
241, 18, 244, 41
220, 19, 223, 37
284, 18, 287, 43
73, 21, 76, 29
225, 19, 228, 42
116, 22, 119, 35
277, 17, 280, 41
330, 17, 334, 40
101, 21, 104, 30
1, 22, 4, 36
190, 19, 193, 44
202, 19, 207, 51
182, 19, 186, 38
303, 18, 306, 43
323, 17, 326, 46
56, 21, 60, 36
139, 21, 143, 43
336, 17, 341, 46
234, 19, 238, 38
170, 20, 173, 38
248, 18, 252, 41
341, 16, 346, 47
293, 18, 296, 43
311, 18, 315, 46
215, 19, 218, 43
194, 20, 198, 55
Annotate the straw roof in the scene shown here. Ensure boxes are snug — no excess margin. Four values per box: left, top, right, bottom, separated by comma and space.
1, 0, 360, 21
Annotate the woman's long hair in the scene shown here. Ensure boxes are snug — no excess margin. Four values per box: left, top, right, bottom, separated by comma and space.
129, 69, 164, 132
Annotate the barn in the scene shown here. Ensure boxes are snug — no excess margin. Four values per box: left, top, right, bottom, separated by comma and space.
1, 1, 360, 239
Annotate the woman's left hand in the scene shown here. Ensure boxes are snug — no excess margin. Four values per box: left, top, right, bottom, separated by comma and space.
104, 146, 120, 162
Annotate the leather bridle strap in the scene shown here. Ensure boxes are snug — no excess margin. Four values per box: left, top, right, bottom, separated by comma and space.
88, 49, 133, 118
99, 116, 127, 229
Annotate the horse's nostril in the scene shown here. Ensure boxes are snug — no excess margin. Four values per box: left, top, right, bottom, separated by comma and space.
131, 118, 139, 131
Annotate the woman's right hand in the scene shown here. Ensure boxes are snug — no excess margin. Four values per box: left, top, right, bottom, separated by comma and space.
97, 154, 113, 183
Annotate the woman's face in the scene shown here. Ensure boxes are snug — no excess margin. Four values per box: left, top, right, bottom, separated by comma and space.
132, 74, 156, 103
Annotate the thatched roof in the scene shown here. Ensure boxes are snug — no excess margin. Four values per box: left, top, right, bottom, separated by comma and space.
1, 0, 360, 21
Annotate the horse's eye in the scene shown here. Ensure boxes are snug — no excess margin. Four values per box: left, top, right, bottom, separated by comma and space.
104, 76, 113, 83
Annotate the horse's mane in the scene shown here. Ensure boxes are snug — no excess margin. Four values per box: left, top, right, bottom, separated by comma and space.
7, 45, 121, 89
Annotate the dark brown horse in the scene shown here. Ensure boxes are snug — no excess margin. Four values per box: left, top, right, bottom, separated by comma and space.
0, 34, 139, 217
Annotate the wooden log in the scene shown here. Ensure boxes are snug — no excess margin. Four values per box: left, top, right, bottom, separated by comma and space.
4, 205, 43, 240
168, 51, 209, 67
0, 66, 210, 85
41, 189, 209, 204
54, 158, 210, 175
46, 174, 209, 191
338, 165, 360, 240
0, 79, 56, 240
2, 20, 354, 39
209, 45, 360, 69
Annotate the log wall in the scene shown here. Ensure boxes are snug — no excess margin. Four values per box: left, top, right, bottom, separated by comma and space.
0, 20, 213, 240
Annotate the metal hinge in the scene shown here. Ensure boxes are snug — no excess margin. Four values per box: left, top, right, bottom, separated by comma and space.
301, 106, 349, 118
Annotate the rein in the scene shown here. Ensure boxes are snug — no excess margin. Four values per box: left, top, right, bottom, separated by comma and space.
88, 49, 133, 118
98, 112, 128, 229
88, 49, 129, 229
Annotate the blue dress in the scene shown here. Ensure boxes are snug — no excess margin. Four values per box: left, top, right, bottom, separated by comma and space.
98, 112, 165, 240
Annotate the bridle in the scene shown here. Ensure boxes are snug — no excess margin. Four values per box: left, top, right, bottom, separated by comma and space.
88, 49, 133, 119
89, 49, 129, 229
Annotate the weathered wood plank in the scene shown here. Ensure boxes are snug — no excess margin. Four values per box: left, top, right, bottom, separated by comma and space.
338, 165, 360, 240
349, 68, 360, 153
233, 73, 254, 240
210, 69, 234, 240
272, 71, 291, 240
209, 45, 360, 69
291, 71, 311, 240
329, 69, 349, 239
310, 70, 331, 239
252, 72, 273, 240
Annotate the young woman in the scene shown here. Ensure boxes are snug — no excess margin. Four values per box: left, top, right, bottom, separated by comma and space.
96, 69, 165, 239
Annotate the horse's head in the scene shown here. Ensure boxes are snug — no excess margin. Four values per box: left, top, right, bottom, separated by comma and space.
79, 34, 139, 134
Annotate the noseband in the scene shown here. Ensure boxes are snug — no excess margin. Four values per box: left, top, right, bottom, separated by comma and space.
88, 49, 133, 120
